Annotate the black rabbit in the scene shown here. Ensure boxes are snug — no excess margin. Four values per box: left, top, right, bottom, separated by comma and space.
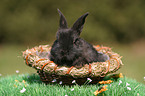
50, 9, 109, 68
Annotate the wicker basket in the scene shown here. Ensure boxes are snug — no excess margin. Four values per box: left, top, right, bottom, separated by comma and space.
23, 45, 123, 85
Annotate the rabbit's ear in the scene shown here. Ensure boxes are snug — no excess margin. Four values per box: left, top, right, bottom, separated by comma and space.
72, 12, 89, 34
57, 9, 68, 29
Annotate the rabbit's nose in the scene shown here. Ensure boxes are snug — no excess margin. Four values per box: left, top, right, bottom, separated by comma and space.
61, 50, 65, 55
60, 50, 69, 55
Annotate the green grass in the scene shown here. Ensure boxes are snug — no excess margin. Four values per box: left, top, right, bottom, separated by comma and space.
0, 74, 145, 96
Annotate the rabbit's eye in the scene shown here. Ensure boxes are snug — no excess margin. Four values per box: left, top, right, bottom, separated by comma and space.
73, 38, 79, 44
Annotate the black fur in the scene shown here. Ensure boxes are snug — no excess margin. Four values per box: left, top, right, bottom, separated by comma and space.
50, 9, 109, 68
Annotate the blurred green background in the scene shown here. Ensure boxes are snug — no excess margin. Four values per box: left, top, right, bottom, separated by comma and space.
0, 0, 145, 84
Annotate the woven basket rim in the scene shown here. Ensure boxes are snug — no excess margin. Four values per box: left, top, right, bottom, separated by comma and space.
23, 45, 123, 78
